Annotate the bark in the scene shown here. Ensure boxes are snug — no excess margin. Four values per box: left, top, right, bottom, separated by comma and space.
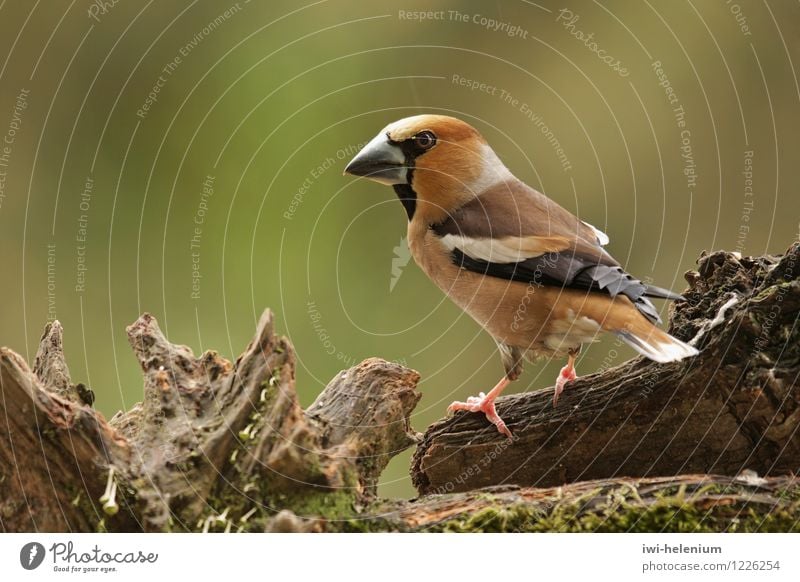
0, 243, 798, 532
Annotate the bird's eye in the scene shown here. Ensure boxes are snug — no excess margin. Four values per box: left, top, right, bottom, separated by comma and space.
413, 130, 436, 151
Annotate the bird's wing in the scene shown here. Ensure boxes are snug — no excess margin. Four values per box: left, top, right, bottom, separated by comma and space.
581, 220, 609, 246
431, 179, 681, 324
437, 233, 571, 263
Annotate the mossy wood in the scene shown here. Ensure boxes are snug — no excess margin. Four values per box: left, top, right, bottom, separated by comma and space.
1, 244, 798, 532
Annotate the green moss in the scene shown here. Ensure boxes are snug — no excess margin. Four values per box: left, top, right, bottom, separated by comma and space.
195, 486, 360, 533
336, 517, 394, 533
279, 488, 356, 522
40, 424, 58, 442
195, 375, 362, 532
752, 281, 797, 303
725, 506, 800, 533
439, 504, 545, 533
776, 486, 800, 503
422, 484, 800, 533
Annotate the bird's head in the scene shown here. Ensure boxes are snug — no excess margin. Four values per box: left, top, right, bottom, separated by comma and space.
344, 115, 511, 222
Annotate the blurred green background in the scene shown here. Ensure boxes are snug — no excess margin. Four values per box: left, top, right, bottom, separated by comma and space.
0, 0, 798, 499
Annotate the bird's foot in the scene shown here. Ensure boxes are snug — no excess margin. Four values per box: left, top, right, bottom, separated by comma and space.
553, 365, 578, 406
448, 392, 513, 438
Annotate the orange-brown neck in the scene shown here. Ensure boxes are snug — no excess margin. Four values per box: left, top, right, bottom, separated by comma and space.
409, 137, 513, 225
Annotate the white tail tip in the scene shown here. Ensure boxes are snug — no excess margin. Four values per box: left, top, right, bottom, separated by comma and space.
617, 330, 699, 363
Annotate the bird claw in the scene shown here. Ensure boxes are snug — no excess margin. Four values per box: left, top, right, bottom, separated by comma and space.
448, 393, 513, 439
447, 392, 485, 412
553, 364, 578, 406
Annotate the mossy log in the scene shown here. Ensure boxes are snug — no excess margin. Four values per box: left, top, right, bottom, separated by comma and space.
0, 244, 798, 532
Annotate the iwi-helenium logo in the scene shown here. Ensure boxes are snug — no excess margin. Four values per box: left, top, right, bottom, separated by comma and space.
20, 542, 46, 570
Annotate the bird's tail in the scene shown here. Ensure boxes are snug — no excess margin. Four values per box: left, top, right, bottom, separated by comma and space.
616, 324, 698, 363
643, 283, 685, 302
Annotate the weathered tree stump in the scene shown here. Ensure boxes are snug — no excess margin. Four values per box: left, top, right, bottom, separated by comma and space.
0, 243, 798, 532
1, 311, 420, 532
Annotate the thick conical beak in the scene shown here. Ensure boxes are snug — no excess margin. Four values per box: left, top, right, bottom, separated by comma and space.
344, 132, 407, 185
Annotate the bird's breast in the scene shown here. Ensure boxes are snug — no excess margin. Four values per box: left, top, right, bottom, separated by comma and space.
410, 226, 551, 344
408, 225, 622, 357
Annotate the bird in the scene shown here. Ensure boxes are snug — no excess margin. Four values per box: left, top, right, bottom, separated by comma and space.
343, 114, 698, 438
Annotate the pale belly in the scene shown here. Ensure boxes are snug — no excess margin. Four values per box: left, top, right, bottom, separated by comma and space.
411, 230, 606, 358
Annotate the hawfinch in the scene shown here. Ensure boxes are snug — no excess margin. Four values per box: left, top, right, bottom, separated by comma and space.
344, 115, 698, 437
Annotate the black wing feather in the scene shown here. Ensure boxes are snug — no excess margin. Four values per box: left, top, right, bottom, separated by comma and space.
450, 247, 671, 324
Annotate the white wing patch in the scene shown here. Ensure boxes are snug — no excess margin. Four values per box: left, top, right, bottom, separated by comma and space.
439, 234, 544, 264
582, 221, 609, 246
